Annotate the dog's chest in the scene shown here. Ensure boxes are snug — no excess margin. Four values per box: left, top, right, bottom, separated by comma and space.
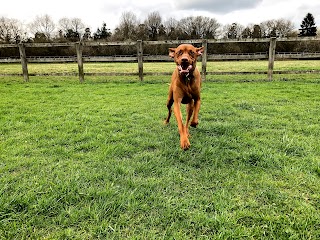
181, 83, 199, 104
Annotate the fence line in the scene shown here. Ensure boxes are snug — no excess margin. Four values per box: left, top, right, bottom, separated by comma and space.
2, 52, 319, 63
0, 37, 319, 82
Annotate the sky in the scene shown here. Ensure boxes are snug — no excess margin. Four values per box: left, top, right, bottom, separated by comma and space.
1, 0, 320, 32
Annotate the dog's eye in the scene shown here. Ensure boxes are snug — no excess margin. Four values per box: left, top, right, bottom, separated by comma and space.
177, 50, 183, 56
189, 50, 195, 56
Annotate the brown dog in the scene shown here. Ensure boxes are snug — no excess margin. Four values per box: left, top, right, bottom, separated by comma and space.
164, 44, 204, 150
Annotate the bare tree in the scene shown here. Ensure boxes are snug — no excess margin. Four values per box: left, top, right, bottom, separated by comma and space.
222, 23, 244, 39
28, 14, 55, 39
70, 18, 85, 36
0, 17, 24, 43
195, 16, 221, 39
58, 17, 86, 39
135, 24, 148, 40
144, 11, 162, 40
113, 11, 139, 40
179, 16, 221, 39
164, 17, 179, 39
58, 18, 71, 34
260, 19, 294, 38
260, 20, 276, 37
276, 19, 295, 37
164, 17, 178, 31
179, 17, 193, 38
0, 17, 13, 42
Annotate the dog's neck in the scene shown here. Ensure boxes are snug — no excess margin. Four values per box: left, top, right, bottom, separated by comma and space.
177, 63, 196, 83
179, 70, 194, 83
182, 73, 192, 83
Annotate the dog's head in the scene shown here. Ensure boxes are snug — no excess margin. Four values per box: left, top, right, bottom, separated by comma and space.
169, 44, 204, 75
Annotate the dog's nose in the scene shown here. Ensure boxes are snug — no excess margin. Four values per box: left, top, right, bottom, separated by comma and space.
181, 57, 188, 62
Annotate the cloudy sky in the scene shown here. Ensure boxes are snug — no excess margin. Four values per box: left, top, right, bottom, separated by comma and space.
1, 0, 319, 31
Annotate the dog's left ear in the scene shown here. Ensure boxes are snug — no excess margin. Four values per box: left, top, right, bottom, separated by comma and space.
196, 47, 204, 56
169, 48, 176, 58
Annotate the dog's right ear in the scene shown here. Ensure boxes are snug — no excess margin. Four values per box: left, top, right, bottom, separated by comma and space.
169, 48, 176, 58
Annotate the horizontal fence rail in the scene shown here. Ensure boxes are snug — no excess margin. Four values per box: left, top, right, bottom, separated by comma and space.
2, 52, 320, 63
0, 37, 319, 82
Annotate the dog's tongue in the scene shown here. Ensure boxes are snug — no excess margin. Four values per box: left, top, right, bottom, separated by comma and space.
178, 65, 192, 74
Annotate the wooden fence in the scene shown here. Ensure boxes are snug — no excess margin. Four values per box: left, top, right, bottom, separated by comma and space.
0, 37, 319, 82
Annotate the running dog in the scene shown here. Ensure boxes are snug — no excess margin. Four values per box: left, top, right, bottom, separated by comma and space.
164, 44, 204, 150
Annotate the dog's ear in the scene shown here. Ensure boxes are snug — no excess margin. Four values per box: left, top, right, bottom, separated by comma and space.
196, 47, 204, 56
169, 48, 176, 58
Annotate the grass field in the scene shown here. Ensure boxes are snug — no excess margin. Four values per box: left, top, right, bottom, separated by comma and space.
0, 61, 320, 239
1, 60, 320, 84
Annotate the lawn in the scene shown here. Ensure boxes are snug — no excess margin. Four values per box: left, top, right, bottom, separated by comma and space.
0, 65, 320, 238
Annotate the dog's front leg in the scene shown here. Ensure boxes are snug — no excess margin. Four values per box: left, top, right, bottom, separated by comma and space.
173, 101, 190, 150
186, 101, 194, 136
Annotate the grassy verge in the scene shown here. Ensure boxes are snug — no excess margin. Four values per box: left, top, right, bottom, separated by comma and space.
0, 76, 319, 238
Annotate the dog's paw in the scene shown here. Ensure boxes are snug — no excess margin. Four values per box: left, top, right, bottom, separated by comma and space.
163, 119, 170, 125
180, 137, 190, 150
190, 121, 198, 128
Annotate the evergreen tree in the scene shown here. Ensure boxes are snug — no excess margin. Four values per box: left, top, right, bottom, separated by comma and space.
94, 23, 111, 40
252, 25, 262, 38
65, 29, 80, 42
299, 13, 317, 36
33, 32, 49, 42
227, 23, 239, 39
242, 27, 252, 38
83, 28, 92, 41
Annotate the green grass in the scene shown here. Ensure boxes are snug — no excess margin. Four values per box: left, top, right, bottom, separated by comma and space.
0, 64, 320, 238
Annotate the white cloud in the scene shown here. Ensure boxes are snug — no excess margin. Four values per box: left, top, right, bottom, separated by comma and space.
175, 0, 263, 13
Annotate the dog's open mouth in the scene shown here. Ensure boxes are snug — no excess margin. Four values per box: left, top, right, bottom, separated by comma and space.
178, 64, 193, 75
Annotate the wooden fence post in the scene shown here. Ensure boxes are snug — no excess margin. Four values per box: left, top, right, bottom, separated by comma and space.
268, 37, 277, 81
18, 43, 29, 82
201, 39, 208, 81
76, 42, 84, 83
137, 40, 143, 81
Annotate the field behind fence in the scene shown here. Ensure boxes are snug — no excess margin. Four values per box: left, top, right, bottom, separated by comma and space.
1, 60, 320, 84
1, 37, 320, 82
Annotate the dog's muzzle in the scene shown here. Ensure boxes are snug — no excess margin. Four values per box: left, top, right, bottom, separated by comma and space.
178, 64, 193, 75
178, 57, 194, 75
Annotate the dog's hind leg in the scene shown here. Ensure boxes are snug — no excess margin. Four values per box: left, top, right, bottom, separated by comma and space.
164, 91, 174, 124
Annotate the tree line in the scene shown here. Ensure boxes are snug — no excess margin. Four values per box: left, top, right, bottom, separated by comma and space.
0, 12, 318, 44
0, 12, 319, 58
